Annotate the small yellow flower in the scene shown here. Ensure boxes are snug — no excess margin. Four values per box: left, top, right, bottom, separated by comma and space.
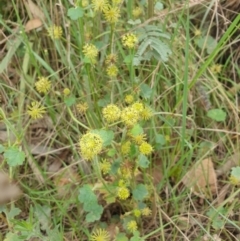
132, 7, 142, 18
47, 25, 63, 40
117, 187, 130, 200
141, 207, 152, 216
118, 179, 127, 187
131, 102, 144, 114
76, 102, 88, 114
82, 0, 89, 7
210, 64, 222, 74
229, 175, 240, 186
35, 77, 51, 94
106, 64, 118, 77
194, 29, 202, 37
102, 104, 121, 123
133, 209, 141, 218
92, 0, 109, 12
63, 88, 71, 96
112, 0, 122, 6
124, 95, 134, 104
100, 159, 111, 174
140, 106, 153, 120
79, 133, 103, 160
83, 43, 99, 64
27, 101, 46, 119
139, 141, 153, 155
121, 106, 140, 126
127, 220, 138, 233
122, 33, 138, 49
105, 53, 118, 65
90, 228, 110, 241
131, 134, 146, 145
121, 141, 131, 155
104, 6, 120, 24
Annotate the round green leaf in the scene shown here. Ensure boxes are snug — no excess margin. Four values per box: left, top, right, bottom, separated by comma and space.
207, 109, 226, 122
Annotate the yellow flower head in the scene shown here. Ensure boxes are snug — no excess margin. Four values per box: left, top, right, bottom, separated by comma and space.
106, 64, 118, 77
127, 220, 138, 233
124, 94, 134, 104
79, 133, 103, 160
92, 0, 109, 12
141, 207, 152, 216
47, 25, 63, 40
121, 141, 131, 155
121, 106, 140, 126
131, 134, 146, 145
133, 209, 141, 218
105, 53, 118, 65
83, 43, 99, 64
139, 141, 153, 155
117, 186, 130, 200
100, 159, 111, 174
229, 175, 240, 186
76, 102, 88, 114
63, 88, 71, 96
194, 29, 202, 37
132, 7, 142, 18
112, 0, 122, 5
131, 102, 144, 114
27, 101, 46, 120
210, 64, 222, 74
140, 106, 153, 120
104, 6, 120, 24
82, 0, 89, 7
90, 228, 110, 241
35, 77, 51, 94
122, 33, 138, 49
102, 104, 121, 123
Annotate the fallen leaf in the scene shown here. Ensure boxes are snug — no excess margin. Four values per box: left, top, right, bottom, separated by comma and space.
182, 158, 218, 198
25, 18, 43, 32
24, 0, 45, 20
0, 171, 22, 204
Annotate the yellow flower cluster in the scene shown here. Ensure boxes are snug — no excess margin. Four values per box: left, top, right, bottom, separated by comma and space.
92, 0, 109, 12
229, 175, 240, 186
102, 104, 121, 123
121, 106, 140, 126
90, 228, 110, 241
76, 102, 88, 114
122, 33, 138, 49
210, 64, 222, 74
132, 7, 143, 18
117, 186, 130, 200
124, 94, 134, 104
139, 141, 153, 155
79, 133, 103, 160
105, 53, 118, 65
121, 141, 131, 155
106, 64, 118, 77
27, 102, 46, 120
100, 159, 111, 174
47, 25, 63, 40
35, 77, 51, 94
83, 43, 99, 64
127, 220, 138, 233
141, 207, 152, 216
131, 133, 146, 145
104, 6, 120, 23
63, 88, 71, 96
133, 209, 141, 218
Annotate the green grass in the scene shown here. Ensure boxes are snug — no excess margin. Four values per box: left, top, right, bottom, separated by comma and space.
0, 0, 240, 240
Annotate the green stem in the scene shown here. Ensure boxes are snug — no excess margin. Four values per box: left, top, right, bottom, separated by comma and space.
148, 0, 154, 19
